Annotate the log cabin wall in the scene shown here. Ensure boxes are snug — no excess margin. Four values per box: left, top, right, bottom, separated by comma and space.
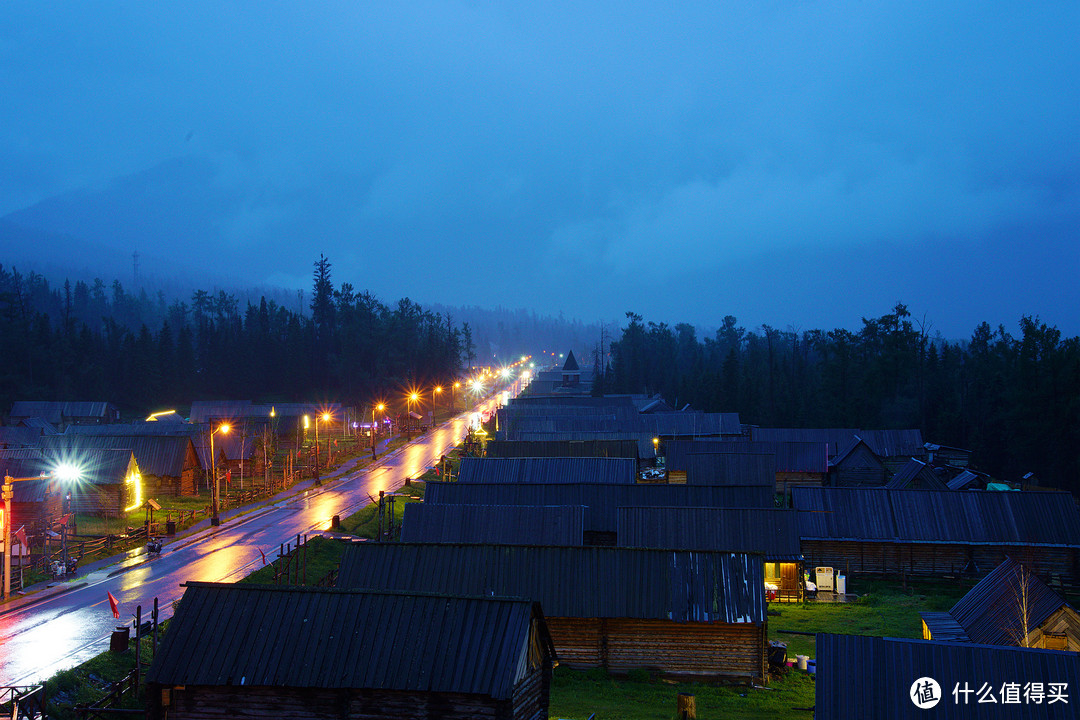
151, 686, 521, 720
545, 617, 766, 684
802, 540, 1077, 579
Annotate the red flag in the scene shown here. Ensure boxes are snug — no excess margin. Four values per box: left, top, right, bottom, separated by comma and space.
334, 439, 338, 447
107, 591, 120, 619
296, 448, 302, 457
259, 547, 267, 565
226, 470, 232, 484
15, 525, 28, 548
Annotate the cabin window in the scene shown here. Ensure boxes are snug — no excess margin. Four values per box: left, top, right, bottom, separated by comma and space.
1043, 633, 1068, 651
765, 563, 780, 581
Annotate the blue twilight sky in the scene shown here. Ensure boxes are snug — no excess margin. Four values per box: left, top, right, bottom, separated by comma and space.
1, 1, 1077, 338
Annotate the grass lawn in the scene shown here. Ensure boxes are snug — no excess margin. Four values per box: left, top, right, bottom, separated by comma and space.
550, 667, 816, 720
768, 576, 979, 659
43, 632, 155, 720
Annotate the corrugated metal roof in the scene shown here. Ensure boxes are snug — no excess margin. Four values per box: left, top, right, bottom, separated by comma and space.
458, 457, 637, 484
665, 440, 829, 473
677, 453, 776, 487
793, 488, 1080, 547
426, 482, 775, 533
0, 427, 43, 447
9, 401, 118, 424
401, 504, 585, 545
146, 583, 551, 699
751, 428, 924, 458
816, 633, 1080, 720
918, 612, 972, 642
617, 507, 802, 560
485, 439, 641, 459
37, 447, 136, 486
505, 413, 741, 438
19, 417, 58, 433
0, 450, 52, 502
190, 401, 342, 423
65, 423, 197, 436
948, 558, 1072, 646
508, 395, 640, 408
337, 544, 766, 624
40, 434, 193, 477
885, 458, 948, 490
514, 432, 658, 457
947, 470, 981, 491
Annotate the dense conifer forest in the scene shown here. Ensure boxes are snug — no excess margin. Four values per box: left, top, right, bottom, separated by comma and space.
604, 306, 1080, 492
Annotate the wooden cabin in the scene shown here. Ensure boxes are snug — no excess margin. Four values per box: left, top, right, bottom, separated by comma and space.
920, 557, 1080, 650
337, 544, 768, 683
42, 433, 199, 497
793, 487, 1080, 579
885, 458, 947, 490
828, 437, 886, 486
146, 584, 556, 720
816, 634, 1080, 720
616, 507, 805, 602
49, 448, 141, 517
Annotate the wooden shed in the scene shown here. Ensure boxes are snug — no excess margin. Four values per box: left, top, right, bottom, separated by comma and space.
616, 507, 805, 602
146, 584, 556, 720
42, 433, 199, 497
793, 487, 1080, 579
336, 544, 768, 683
920, 557, 1080, 650
44, 448, 141, 517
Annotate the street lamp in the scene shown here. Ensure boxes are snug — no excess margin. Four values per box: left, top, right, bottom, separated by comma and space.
314, 412, 331, 486
407, 392, 420, 439
432, 386, 442, 424
209, 422, 231, 526
372, 403, 385, 458
452, 382, 461, 411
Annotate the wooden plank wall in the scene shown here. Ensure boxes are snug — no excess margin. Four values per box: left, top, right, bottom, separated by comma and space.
545, 617, 766, 683
154, 686, 511, 720
802, 541, 1078, 579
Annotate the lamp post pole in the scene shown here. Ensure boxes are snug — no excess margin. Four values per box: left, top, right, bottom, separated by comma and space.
372, 403, 385, 458
210, 422, 230, 527
2, 475, 12, 599
432, 386, 442, 426
314, 416, 321, 486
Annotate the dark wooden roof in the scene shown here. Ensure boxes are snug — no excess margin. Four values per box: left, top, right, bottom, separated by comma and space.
562, 351, 580, 371
793, 488, 1080, 547
400, 504, 585, 545
751, 428, 924, 458
41, 434, 194, 477
9, 401, 118, 424
337, 544, 766, 624
665, 440, 828, 474
458, 457, 637, 484
485, 439, 641, 459
146, 583, 553, 699
425, 481, 775, 533
504, 413, 741, 438
918, 612, 971, 642
672, 452, 777, 487
948, 558, 1073, 646
617, 507, 802, 560
816, 633, 1080, 720
885, 458, 948, 490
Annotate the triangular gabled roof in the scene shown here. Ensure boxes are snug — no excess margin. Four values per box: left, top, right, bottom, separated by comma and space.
562, 350, 580, 372
885, 458, 947, 490
948, 557, 1073, 646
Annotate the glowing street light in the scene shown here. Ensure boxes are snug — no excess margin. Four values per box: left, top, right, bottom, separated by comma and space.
372, 403, 386, 457
452, 381, 461, 411
432, 386, 443, 422
314, 412, 331, 486
209, 422, 231, 526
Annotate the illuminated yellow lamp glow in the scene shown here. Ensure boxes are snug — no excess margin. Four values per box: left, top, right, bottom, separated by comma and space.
146, 410, 176, 421
376, 403, 386, 412
270, 406, 276, 418
410, 393, 419, 402
472, 380, 484, 393
54, 463, 83, 483
321, 412, 331, 422
124, 471, 143, 512
501, 367, 511, 378
435, 386, 443, 393
219, 423, 231, 434
521, 355, 527, 362
303, 415, 310, 429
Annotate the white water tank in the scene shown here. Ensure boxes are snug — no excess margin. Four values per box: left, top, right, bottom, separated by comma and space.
837, 574, 847, 594
816, 567, 834, 591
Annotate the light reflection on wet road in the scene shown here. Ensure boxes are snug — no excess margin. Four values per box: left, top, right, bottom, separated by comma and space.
0, 391, 511, 686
